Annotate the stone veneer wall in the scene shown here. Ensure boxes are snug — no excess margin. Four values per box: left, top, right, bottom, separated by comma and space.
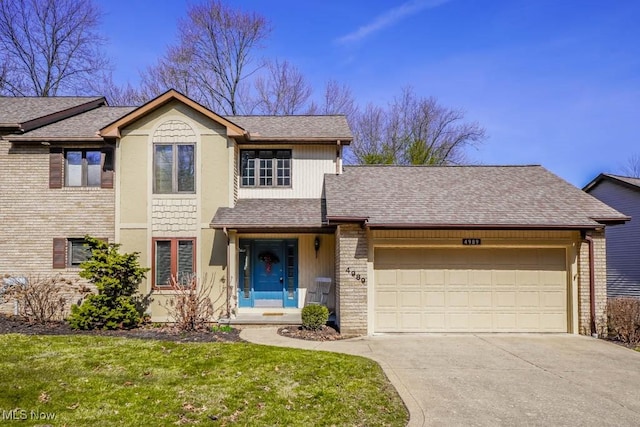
578, 229, 607, 335
335, 224, 368, 336
0, 141, 114, 315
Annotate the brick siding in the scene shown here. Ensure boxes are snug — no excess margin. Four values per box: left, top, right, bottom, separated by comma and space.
335, 224, 368, 336
578, 229, 607, 335
0, 141, 114, 315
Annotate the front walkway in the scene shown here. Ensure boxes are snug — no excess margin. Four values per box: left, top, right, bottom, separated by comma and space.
240, 328, 640, 427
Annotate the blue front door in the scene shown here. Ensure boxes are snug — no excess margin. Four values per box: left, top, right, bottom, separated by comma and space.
238, 239, 298, 308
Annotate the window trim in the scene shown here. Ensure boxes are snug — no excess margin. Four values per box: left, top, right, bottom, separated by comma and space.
53, 237, 107, 269
240, 149, 292, 188
153, 143, 196, 194
151, 237, 197, 289
67, 238, 92, 267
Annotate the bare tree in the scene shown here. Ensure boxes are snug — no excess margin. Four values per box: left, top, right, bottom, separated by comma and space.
252, 59, 311, 114
0, 0, 109, 96
350, 87, 486, 165
307, 79, 357, 118
142, 0, 269, 114
621, 154, 640, 178
89, 71, 145, 106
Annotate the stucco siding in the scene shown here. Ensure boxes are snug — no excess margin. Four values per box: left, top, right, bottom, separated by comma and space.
116, 102, 231, 321
237, 144, 336, 199
588, 181, 640, 298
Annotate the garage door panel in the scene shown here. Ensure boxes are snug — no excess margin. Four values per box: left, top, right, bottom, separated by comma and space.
470, 291, 492, 308
376, 290, 398, 308
398, 270, 421, 285
422, 270, 445, 285
424, 291, 445, 306
400, 291, 422, 308
517, 291, 540, 307
374, 247, 568, 333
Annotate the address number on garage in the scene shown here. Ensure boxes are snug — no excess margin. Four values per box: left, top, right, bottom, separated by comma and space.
462, 238, 482, 246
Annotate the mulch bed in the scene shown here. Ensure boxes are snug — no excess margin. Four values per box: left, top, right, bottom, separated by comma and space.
277, 325, 345, 341
0, 314, 243, 343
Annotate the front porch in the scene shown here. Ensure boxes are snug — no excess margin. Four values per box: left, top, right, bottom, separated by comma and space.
225, 233, 336, 321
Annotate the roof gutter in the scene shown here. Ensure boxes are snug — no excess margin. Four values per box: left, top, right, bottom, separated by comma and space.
5, 136, 106, 143
364, 223, 606, 230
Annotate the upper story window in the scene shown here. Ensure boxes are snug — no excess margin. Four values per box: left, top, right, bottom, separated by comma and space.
154, 143, 195, 193
241, 150, 291, 187
49, 148, 114, 189
65, 150, 105, 187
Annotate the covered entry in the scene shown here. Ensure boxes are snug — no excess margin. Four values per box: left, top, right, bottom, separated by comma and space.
238, 239, 298, 308
374, 247, 568, 333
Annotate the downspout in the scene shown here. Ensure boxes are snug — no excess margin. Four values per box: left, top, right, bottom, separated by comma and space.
336, 140, 342, 174
583, 234, 597, 336
223, 227, 230, 320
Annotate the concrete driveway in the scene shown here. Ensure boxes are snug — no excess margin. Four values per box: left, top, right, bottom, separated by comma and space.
240, 329, 640, 426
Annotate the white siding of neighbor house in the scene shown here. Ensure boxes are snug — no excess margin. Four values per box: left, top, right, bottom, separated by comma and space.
237, 144, 337, 199
588, 180, 640, 298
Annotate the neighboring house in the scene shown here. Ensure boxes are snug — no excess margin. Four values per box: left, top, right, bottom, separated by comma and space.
584, 174, 640, 298
0, 90, 630, 336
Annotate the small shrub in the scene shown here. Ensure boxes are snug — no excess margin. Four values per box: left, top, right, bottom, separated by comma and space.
68, 236, 150, 330
301, 304, 329, 330
2, 274, 84, 323
607, 297, 640, 345
160, 275, 215, 331
211, 324, 233, 333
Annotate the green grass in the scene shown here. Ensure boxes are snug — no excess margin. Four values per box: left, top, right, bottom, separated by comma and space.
0, 335, 408, 426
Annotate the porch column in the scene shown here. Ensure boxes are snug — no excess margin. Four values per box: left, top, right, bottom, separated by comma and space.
335, 224, 368, 336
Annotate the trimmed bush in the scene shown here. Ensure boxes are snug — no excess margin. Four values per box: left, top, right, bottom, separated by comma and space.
301, 304, 329, 330
607, 297, 640, 345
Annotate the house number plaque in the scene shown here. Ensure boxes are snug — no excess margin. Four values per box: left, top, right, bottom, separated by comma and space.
345, 267, 366, 284
462, 238, 481, 246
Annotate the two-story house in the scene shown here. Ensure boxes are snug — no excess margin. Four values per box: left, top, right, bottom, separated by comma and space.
0, 90, 629, 336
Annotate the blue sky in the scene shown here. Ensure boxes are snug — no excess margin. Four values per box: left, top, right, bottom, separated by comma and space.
100, 0, 640, 187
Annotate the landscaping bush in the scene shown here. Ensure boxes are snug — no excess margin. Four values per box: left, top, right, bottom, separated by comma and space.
301, 304, 329, 330
2, 274, 86, 323
607, 297, 640, 345
67, 236, 150, 330
159, 275, 214, 331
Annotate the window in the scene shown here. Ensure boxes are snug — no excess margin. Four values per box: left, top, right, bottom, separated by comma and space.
153, 238, 196, 287
53, 238, 101, 268
49, 148, 114, 189
68, 239, 92, 266
240, 150, 291, 187
154, 144, 195, 193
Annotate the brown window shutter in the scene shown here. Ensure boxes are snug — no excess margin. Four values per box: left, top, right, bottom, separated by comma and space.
53, 238, 66, 268
49, 148, 63, 189
101, 150, 114, 189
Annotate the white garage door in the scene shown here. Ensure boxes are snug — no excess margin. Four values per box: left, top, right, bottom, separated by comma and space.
374, 247, 568, 333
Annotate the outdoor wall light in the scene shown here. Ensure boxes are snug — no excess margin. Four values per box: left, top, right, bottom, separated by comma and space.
314, 236, 321, 258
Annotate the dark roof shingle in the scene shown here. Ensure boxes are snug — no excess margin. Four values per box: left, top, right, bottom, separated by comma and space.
9, 106, 135, 140
211, 199, 327, 229
0, 96, 103, 124
324, 165, 629, 228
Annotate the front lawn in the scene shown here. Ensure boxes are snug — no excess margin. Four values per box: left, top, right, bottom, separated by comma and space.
0, 335, 408, 426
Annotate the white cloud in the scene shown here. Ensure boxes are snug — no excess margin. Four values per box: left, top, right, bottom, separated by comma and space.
336, 0, 451, 44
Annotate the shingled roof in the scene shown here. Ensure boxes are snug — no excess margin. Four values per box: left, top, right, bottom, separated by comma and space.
7, 106, 135, 141
324, 165, 629, 229
211, 199, 327, 230
583, 173, 640, 193
227, 115, 352, 143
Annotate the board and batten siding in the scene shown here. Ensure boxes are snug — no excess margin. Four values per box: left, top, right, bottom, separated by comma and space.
588, 180, 640, 298
237, 145, 337, 199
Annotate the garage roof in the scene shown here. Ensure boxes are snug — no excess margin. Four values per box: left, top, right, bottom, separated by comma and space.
324, 165, 629, 229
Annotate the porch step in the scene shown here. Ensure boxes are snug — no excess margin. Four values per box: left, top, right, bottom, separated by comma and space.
223, 312, 302, 325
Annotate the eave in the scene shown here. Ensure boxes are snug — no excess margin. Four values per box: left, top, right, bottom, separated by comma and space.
99, 89, 247, 139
